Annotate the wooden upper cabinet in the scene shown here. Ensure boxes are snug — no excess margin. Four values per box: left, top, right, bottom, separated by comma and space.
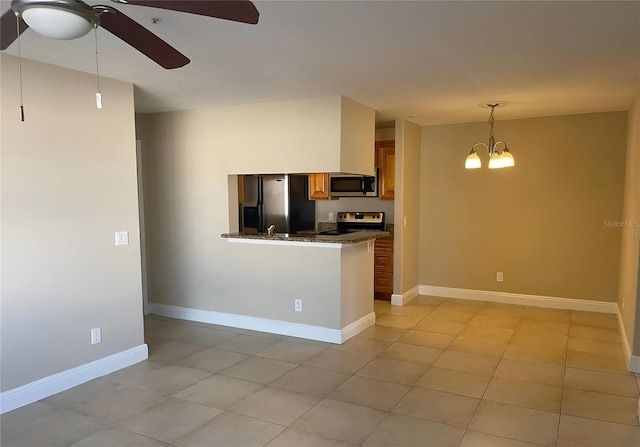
376, 140, 395, 200
308, 173, 333, 200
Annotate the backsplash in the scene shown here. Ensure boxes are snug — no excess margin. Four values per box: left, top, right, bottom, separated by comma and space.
317, 221, 337, 232
314, 196, 394, 225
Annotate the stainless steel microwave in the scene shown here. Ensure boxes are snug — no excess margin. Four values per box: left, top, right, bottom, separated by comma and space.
329, 174, 377, 197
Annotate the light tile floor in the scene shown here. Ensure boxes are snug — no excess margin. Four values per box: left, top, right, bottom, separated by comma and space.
3, 296, 640, 446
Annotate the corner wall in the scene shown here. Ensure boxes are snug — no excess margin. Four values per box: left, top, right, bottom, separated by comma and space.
420, 112, 627, 303
618, 91, 640, 358
1, 55, 144, 399
393, 120, 421, 301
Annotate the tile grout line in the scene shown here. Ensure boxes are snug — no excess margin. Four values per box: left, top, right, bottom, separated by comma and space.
553, 315, 571, 447
361, 299, 442, 446
455, 307, 521, 447
360, 301, 430, 447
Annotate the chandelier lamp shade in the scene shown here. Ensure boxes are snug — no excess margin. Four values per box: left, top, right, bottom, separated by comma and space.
465, 102, 515, 170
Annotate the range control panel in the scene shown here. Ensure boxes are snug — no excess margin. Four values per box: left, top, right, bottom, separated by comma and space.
336, 212, 384, 224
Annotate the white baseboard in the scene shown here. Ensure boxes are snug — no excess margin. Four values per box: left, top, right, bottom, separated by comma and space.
630, 356, 640, 373
419, 285, 618, 314
0, 344, 148, 415
391, 285, 420, 306
616, 307, 640, 374
150, 303, 374, 344
339, 312, 377, 343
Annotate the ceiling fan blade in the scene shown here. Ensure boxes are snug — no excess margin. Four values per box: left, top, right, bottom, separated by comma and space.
1, 9, 28, 51
121, 0, 259, 25
98, 7, 190, 69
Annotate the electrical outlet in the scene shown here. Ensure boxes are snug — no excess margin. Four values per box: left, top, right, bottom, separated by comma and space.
294, 299, 302, 312
91, 327, 102, 345
328, 212, 334, 221
496, 272, 504, 282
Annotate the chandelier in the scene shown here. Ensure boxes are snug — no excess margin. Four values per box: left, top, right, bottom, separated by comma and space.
465, 102, 515, 169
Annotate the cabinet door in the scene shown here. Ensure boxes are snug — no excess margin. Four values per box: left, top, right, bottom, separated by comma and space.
376, 141, 395, 200
374, 236, 393, 300
308, 173, 333, 200
374, 236, 393, 253
374, 253, 393, 271
375, 273, 394, 292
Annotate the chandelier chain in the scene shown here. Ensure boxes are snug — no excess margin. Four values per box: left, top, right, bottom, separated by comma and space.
488, 106, 495, 141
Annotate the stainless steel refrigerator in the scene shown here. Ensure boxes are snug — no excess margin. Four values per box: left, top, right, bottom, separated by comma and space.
241, 174, 316, 234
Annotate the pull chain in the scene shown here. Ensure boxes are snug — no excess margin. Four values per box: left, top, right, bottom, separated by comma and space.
94, 26, 102, 109
16, 13, 25, 121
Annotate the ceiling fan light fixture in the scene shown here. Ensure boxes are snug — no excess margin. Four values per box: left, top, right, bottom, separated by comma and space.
14, 0, 100, 40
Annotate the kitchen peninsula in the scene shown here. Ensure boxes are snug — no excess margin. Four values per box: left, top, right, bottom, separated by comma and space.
140, 95, 381, 348
220, 230, 389, 343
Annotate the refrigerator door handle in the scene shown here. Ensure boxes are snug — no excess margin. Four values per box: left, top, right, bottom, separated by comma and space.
256, 176, 265, 233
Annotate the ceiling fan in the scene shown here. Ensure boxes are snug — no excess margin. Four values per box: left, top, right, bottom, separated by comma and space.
0, 0, 259, 69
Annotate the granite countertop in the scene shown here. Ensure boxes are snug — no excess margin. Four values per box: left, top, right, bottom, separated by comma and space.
316, 221, 394, 235
221, 231, 390, 244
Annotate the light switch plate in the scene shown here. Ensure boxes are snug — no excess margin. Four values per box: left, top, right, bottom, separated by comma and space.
115, 231, 129, 246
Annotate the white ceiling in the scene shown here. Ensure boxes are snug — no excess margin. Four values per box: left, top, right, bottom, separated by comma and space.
1, 0, 639, 126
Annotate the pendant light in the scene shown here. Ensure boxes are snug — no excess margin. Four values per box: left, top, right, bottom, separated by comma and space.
465, 102, 515, 169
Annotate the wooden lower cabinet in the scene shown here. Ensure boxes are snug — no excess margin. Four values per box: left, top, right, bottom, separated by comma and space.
374, 236, 393, 300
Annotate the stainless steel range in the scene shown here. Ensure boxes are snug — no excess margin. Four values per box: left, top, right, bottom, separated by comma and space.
318, 212, 385, 235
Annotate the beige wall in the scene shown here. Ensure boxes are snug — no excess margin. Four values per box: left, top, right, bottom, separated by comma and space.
420, 112, 627, 302
340, 242, 375, 327
212, 95, 373, 175
618, 91, 640, 355
214, 242, 342, 328
340, 97, 376, 175
138, 98, 374, 328
1, 55, 144, 391
394, 120, 422, 296
376, 127, 395, 141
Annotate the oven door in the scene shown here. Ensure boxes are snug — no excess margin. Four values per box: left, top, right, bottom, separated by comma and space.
329, 174, 377, 197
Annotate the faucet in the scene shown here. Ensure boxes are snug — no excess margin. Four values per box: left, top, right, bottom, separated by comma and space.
267, 224, 275, 236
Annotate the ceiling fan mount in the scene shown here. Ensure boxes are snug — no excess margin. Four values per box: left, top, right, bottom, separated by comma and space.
1, 0, 259, 68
